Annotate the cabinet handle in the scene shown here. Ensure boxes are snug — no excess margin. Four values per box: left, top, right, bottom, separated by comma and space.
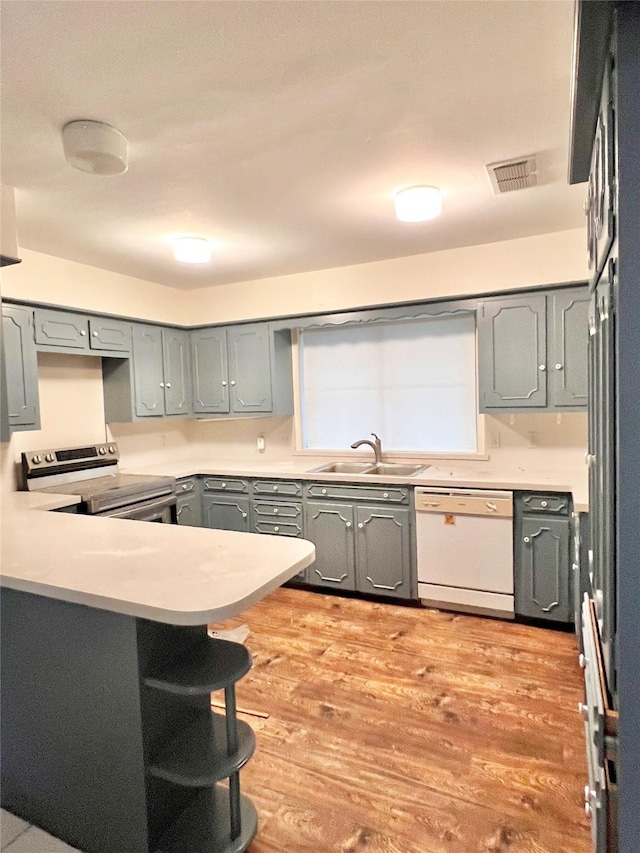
358, 522, 364, 529
555, 363, 563, 370
242, 512, 247, 518
523, 536, 530, 543
159, 382, 165, 388
273, 508, 279, 514
538, 364, 546, 371
166, 383, 171, 388
80, 330, 87, 336
540, 500, 548, 508
274, 526, 279, 532
230, 380, 236, 386
273, 485, 278, 491
92, 331, 98, 337
222, 381, 227, 387
221, 482, 227, 488
345, 522, 352, 528
321, 488, 327, 495
383, 492, 389, 498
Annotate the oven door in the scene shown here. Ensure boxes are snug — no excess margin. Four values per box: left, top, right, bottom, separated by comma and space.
98, 494, 177, 523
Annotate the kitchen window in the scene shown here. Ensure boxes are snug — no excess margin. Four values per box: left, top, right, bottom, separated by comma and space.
298, 313, 478, 454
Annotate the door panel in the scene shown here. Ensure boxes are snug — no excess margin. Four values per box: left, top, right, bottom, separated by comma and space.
132, 325, 165, 417
517, 517, 570, 622
176, 495, 201, 527
478, 295, 547, 408
355, 506, 411, 599
34, 309, 89, 350
201, 495, 250, 532
191, 328, 229, 414
89, 318, 131, 352
227, 324, 272, 413
304, 501, 356, 590
162, 329, 190, 415
551, 291, 590, 407
2, 306, 39, 428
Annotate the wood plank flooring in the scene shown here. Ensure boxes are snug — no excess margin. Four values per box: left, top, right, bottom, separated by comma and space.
212, 588, 591, 853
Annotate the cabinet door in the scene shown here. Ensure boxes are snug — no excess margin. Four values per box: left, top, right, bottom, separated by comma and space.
191, 328, 229, 414
88, 318, 131, 352
478, 295, 547, 409
34, 309, 89, 350
550, 290, 589, 407
132, 325, 165, 417
305, 501, 356, 590
591, 57, 616, 281
355, 505, 412, 599
227, 324, 272, 413
162, 329, 190, 416
2, 305, 39, 429
202, 495, 250, 532
176, 494, 201, 527
516, 517, 570, 622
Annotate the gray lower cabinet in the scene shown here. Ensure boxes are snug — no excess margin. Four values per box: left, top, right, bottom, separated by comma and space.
202, 494, 251, 532
305, 501, 357, 591
514, 493, 572, 623
175, 477, 201, 527
355, 505, 411, 599
478, 287, 589, 412
2, 304, 40, 431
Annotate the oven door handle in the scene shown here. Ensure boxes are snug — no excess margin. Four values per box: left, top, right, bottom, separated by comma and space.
98, 494, 177, 522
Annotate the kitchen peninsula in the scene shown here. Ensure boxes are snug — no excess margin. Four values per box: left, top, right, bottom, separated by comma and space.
0, 494, 315, 853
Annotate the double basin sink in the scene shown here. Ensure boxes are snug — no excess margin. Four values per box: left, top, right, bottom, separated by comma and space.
308, 461, 429, 477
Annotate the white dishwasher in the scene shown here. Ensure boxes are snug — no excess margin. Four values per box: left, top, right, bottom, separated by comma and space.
415, 488, 514, 618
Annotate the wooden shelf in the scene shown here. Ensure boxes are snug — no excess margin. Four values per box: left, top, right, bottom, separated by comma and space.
148, 709, 255, 786
144, 638, 252, 695
154, 787, 258, 853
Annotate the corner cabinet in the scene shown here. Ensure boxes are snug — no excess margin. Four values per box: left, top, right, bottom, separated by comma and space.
1, 304, 40, 431
191, 323, 293, 418
478, 287, 589, 412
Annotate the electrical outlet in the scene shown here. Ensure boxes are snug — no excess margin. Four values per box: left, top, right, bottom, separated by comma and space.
257, 435, 266, 452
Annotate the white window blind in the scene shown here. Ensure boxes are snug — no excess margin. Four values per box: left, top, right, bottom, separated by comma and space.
299, 314, 477, 453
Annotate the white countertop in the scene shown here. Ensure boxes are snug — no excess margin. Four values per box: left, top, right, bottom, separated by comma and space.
1, 492, 315, 625
121, 455, 589, 510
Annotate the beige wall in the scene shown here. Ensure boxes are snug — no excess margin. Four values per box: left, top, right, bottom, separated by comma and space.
1, 248, 190, 325
183, 227, 588, 324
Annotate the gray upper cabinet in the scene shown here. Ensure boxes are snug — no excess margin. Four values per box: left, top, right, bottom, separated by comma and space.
305, 501, 357, 591
550, 290, 589, 407
478, 294, 547, 409
34, 308, 90, 351
190, 323, 293, 419
2, 304, 40, 430
132, 325, 165, 417
88, 318, 131, 353
162, 328, 190, 416
478, 287, 589, 412
355, 505, 411, 599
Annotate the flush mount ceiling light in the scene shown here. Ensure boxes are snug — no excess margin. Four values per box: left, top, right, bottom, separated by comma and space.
62, 120, 128, 175
173, 236, 213, 264
394, 186, 442, 222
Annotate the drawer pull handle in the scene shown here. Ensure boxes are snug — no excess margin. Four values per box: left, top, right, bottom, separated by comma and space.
274, 526, 279, 532
221, 482, 227, 488
273, 485, 278, 491
383, 492, 389, 498
273, 508, 279, 514
541, 500, 548, 508
523, 536, 530, 544
321, 488, 327, 495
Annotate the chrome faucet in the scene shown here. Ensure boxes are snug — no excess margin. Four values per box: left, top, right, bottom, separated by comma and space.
350, 432, 383, 464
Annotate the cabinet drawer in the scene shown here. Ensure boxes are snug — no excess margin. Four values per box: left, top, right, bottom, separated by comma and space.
254, 520, 303, 537
176, 477, 198, 495
88, 318, 131, 352
34, 309, 90, 350
305, 482, 409, 504
201, 477, 249, 494
252, 479, 301, 497
520, 493, 570, 515
253, 500, 302, 521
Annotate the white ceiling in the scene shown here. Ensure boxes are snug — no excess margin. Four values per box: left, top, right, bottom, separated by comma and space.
0, 0, 586, 290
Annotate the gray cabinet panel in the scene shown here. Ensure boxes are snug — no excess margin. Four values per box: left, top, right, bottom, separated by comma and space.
355, 506, 411, 599
176, 494, 201, 527
305, 501, 356, 590
2, 305, 39, 429
202, 477, 249, 494
252, 480, 301, 497
227, 325, 272, 413
89, 318, 131, 353
132, 325, 164, 417
516, 517, 571, 622
191, 328, 229, 414
202, 494, 250, 532
478, 295, 547, 408
162, 329, 190, 416
551, 290, 590, 407
34, 309, 89, 350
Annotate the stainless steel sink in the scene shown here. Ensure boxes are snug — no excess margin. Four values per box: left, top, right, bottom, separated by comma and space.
308, 461, 429, 477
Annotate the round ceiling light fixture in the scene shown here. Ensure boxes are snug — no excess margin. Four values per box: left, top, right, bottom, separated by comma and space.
394, 185, 442, 222
62, 120, 128, 176
173, 236, 213, 264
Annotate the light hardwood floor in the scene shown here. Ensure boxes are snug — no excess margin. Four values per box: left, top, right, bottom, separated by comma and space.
213, 587, 591, 853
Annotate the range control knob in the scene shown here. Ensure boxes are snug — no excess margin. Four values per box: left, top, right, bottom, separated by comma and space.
31, 455, 42, 464
98, 447, 107, 455
108, 445, 116, 454
44, 453, 54, 463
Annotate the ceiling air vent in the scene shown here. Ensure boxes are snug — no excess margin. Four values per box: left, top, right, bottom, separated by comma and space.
486, 155, 537, 194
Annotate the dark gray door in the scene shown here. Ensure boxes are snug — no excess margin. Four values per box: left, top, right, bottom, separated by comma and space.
550, 290, 589, 407
33, 309, 89, 350
201, 495, 250, 532
355, 505, 411, 599
190, 328, 229, 414
228, 324, 272, 413
2, 305, 39, 428
132, 325, 165, 417
88, 318, 131, 352
478, 295, 547, 409
162, 329, 190, 416
176, 494, 201, 527
305, 501, 356, 590
516, 517, 570, 623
